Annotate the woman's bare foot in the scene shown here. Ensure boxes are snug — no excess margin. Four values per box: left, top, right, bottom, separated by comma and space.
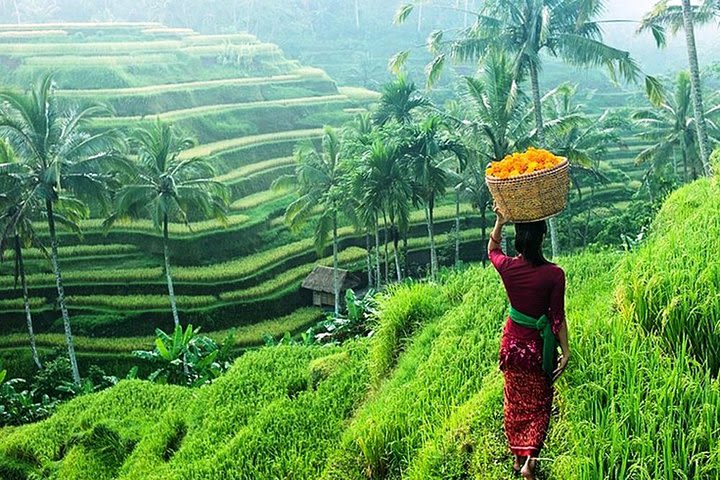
513, 455, 525, 474
520, 456, 536, 480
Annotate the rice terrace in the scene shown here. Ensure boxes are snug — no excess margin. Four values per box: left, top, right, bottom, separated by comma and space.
0, 1, 719, 479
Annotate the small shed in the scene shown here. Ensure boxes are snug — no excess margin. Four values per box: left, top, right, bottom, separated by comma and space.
302, 266, 360, 307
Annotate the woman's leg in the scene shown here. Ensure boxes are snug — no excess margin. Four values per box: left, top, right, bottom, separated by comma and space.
521, 455, 537, 479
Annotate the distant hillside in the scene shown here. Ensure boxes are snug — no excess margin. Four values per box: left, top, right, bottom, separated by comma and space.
0, 22, 488, 377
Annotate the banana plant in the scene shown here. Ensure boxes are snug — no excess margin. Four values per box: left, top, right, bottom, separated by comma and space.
134, 324, 230, 387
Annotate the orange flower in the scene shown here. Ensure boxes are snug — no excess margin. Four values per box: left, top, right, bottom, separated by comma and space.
486, 148, 563, 179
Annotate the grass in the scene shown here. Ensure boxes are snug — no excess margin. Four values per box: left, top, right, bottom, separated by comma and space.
1, 40, 182, 55
216, 156, 295, 183
182, 34, 259, 46
67, 294, 218, 310
23, 53, 179, 67
617, 176, 720, 373
0, 308, 324, 353
179, 128, 325, 159
181, 43, 281, 56
1, 179, 719, 478
230, 189, 292, 211
218, 247, 368, 302
3, 243, 138, 260
27, 212, 250, 239
92, 94, 349, 124
60, 72, 321, 96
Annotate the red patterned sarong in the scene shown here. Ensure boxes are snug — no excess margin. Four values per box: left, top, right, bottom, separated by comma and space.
502, 368, 553, 457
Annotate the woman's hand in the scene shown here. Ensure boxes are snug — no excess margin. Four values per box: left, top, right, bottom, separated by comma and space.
493, 204, 508, 226
553, 351, 570, 382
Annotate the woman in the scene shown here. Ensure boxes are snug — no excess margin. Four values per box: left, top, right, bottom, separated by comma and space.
488, 206, 570, 480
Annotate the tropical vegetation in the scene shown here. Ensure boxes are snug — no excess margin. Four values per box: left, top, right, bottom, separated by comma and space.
0, 2, 719, 479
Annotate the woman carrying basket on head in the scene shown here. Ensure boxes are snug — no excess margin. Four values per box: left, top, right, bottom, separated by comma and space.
488, 206, 570, 480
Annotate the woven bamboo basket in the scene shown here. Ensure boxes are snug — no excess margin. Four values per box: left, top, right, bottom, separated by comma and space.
485, 158, 570, 222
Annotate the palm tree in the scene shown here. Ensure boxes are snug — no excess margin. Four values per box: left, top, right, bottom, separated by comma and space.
360, 140, 412, 283
344, 114, 378, 289
632, 71, 720, 186
0, 74, 124, 385
373, 74, 431, 127
396, 0, 661, 258
0, 139, 42, 370
448, 52, 535, 261
640, 0, 717, 176
402, 115, 465, 280
105, 120, 228, 328
283, 126, 347, 315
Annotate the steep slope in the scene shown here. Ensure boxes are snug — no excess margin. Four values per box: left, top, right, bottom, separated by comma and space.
2, 176, 719, 479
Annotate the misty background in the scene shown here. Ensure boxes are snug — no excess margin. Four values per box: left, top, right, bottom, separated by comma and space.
0, 0, 717, 92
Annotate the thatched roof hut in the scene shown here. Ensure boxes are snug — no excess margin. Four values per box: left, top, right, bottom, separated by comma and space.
302, 266, 360, 307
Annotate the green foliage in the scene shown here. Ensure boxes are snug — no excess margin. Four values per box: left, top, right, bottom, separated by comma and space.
618, 177, 720, 372
133, 324, 231, 387
309, 289, 378, 344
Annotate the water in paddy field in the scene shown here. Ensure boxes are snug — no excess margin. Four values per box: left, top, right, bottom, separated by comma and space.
0, 1, 719, 479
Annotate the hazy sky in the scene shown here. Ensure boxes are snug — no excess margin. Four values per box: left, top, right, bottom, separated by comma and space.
598, 0, 718, 74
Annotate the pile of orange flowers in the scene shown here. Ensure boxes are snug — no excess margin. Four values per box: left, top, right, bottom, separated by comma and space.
485, 147, 563, 179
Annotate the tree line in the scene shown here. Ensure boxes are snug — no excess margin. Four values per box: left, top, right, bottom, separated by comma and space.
1, 0, 719, 390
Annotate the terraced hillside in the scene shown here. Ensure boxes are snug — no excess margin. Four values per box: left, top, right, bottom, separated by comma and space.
0, 23, 486, 375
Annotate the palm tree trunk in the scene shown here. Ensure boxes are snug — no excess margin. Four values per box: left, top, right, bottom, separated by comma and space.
455, 188, 461, 267
365, 232, 373, 288
163, 215, 188, 377
163, 215, 180, 328
354, 0, 360, 29
374, 219, 381, 289
15, 233, 41, 370
392, 224, 402, 282
12, 0, 20, 23
332, 212, 340, 316
426, 201, 438, 279
402, 233, 409, 276
417, 3, 423, 32
681, 0, 713, 176
46, 200, 80, 385
530, 64, 560, 258
382, 210, 389, 283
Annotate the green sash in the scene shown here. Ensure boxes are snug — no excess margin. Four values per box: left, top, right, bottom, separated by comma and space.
509, 306, 558, 377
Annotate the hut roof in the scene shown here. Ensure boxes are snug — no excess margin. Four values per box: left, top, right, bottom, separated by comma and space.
302, 266, 358, 294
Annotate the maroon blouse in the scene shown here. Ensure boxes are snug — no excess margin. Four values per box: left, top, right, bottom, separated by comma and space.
490, 248, 566, 373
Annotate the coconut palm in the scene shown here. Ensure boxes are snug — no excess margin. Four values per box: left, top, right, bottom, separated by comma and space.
373, 74, 431, 127
639, 0, 718, 176
0, 74, 125, 385
396, 0, 662, 258
360, 139, 412, 283
632, 71, 720, 186
105, 120, 228, 328
283, 126, 347, 315
0, 139, 42, 370
402, 114, 465, 279
344, 113, 382, 288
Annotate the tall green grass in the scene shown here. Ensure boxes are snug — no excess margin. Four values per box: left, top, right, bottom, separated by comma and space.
617, 177, 720, 373
2, 179, 720, 478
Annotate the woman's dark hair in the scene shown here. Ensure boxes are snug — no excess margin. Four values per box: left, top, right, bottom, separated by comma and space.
514, 221, 550, 266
